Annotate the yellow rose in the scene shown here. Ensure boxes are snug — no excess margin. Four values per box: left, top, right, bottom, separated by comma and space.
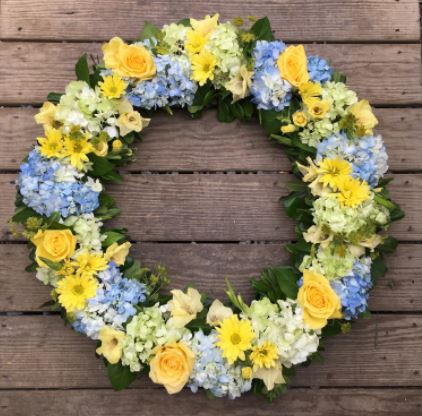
349, 99, 378, 136
292, 111, 308, 127
32, 229, 76, 267
117, 110, 150, 137
102, 37, 156, 80
96, 326, 125, 364
297, 269, 342, 329
167, 287, 203, 328
34, 101, 57, 127
104, 241, 131, 266
281, 124, 296, 134
277, 45, 310, 87
149, 342, 195, 394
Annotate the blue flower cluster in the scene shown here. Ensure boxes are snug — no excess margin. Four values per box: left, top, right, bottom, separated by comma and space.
17, 150, 100, 218
250, 40, 292, 111
72, 262, 147, 339
307, 55, 333, 84
188, 330, 252, 399
316, 132, 388, 187
331, 257, 373, 320
127, 54, 198, 110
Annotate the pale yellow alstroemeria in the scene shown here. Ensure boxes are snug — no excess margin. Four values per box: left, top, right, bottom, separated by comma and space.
252, 360, 285, 391
105, 241, 132, 266
167, 287, 203, 328
206, 299, 233, 326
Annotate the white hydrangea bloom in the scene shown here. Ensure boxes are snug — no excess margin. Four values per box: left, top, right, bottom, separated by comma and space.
36, 267, 61, 287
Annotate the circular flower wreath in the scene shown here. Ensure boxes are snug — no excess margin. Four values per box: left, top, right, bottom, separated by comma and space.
10, 15, 404, 401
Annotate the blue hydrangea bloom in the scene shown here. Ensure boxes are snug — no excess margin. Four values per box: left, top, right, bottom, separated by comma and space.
127, 54, 197, 110
188, 330, 252, 399
72, 262, 147, 339
307, 55, 333, 84
316, 132, 388, 187
17, 149, 100, 218
250, 40, 292, 111
331, 257, 373, 320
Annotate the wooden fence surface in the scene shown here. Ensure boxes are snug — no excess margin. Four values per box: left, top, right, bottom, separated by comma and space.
0, 1, 421, 415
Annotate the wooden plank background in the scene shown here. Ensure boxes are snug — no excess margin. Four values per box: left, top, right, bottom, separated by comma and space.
0, 1, 421, 414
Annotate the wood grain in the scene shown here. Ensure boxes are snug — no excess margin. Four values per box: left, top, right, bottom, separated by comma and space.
1, 0, 419, 42
1, 43, 422, 105
1, 107, 421, 172
1, 173, 420, 241
0, 314, 420, 388
1, 243, 421, 312
0, 388, 421, 416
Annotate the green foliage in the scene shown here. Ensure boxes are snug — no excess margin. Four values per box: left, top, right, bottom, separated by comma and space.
138, 21, 161, 42
252, 266, 300, 302
177, 18, 191, 27
106, 361, 138, 390
75, 54, 90, 84
101, 229, 129, 248
88, 154, 123, 182
46, 92, 63, 103
95, 193, 121, 220
249, 17, 274, 41
38, 257, 63, 271
331, 70, 347, 83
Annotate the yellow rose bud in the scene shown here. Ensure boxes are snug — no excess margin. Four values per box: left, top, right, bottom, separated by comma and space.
102, 37, 156, 80
349, 99, 378, 136
96, 326, 125, 364
306, 98, 330, 119
104, 241, 131, 266
149, 342, 195, 394
112, 139, 123, 152
242, 366, 253, 380
277, 45, 310, 87
34, 101, 57, 127
281, 124, 296, 134
117, 110, 150, 137
297, 269, 342, 330
292, 111, 308, 127
93, 139, 109, 157
32, 229, 76, 267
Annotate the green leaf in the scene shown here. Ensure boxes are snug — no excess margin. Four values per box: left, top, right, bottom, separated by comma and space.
12, 206, 39, 224
102, 230, 128, 248
378, 237, 399, 255
46, 92, 63, 103
106, 362, 137, 391
75, 54, 90, 84
138, 21, 161, 42
259, 109, 281, 135
39, 257, 62, 271
371, 255, 388, 280
331, 70, 346, 83
249, 17, 274, 41
177, 18, 191, 27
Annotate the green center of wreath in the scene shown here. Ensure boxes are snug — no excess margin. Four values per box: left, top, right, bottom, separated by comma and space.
10, 15, 403, 401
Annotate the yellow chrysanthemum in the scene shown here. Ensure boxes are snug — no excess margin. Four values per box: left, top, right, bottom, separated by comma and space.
306, 98, 330, 119
57, 259, 76, 277
250, 341, 279, 370
191, 51, 217, 86
185, 30, 207, 55
318, 158, 352, 190
63, 133, 94, 170
37, 127, 64, 159
216, 315, 255, 364
56, 274, 98, 312
336, 176, 371, 207
98, 75, 127, 99
72, 251, 108, 279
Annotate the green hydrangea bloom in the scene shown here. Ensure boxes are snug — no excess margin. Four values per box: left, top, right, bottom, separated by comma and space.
161, 23, 189, 54
312, 194, 389, 242
121, 305, 187, 372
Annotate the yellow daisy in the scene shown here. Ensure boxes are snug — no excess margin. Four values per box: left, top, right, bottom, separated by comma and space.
56, 274, 98, 312
216, 315, 255, 364
318, 158, 352, 190
191, 51, 217, 86
185, 30, 207, 55
98, 75, 127, 99
250, 341, 279, 370
63, 133, 94, 170
37, 127, 64, 159
72, 251, 108, 279
336, 176, 371, 208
